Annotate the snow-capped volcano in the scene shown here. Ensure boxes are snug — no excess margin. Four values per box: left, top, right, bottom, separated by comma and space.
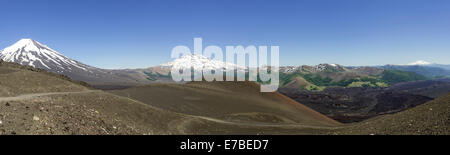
0, 39, 163, 85
0, 39, 91, 72
161, 54, 246, 71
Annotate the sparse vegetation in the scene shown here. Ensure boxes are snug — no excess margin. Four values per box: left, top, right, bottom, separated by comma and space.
279, 68, 426, 91
381, 69, 428, 84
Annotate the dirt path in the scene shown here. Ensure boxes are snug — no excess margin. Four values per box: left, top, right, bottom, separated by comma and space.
0, 90, 340, 132
188, 115, 340, 129
0, 90, 101, 102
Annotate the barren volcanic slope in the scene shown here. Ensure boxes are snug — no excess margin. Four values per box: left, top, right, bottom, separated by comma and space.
0, 60, 189, 134
109, 81, 341, 127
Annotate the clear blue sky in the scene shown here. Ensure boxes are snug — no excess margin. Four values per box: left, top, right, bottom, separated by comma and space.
1, 0, 449, 69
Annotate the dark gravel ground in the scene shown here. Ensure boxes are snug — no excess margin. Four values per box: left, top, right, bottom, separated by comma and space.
324, 93, 450, 135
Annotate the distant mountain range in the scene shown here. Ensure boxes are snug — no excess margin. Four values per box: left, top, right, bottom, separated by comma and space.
1, 39, 448, 89
376, 60, 450, 78
378, 65, 450, 78
0, 39, 248, 87
406, 60, 450, 70
279, 64, 429, 91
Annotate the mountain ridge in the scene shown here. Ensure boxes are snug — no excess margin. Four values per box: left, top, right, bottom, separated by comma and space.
1, 39, 448, 88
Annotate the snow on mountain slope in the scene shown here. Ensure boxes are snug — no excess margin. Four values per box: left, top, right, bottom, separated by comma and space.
160, 54, 246, 71
0, 39, 92, 73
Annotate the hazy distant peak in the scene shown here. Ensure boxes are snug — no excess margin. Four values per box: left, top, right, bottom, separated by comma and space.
407, 60, 433, 66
